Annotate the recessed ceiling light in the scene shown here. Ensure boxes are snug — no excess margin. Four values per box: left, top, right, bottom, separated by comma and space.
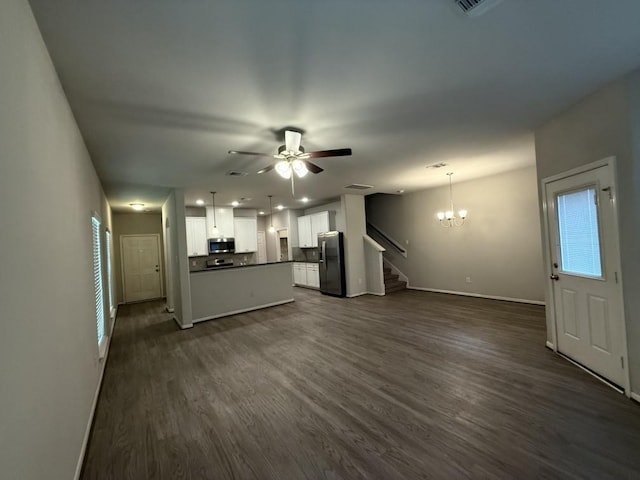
276, 205, 284, 210
196, 199, 204, 205
130, 203, 145, 211
301, 197, 309, 203
231, 201, 239, 207
259, 211, 265, 215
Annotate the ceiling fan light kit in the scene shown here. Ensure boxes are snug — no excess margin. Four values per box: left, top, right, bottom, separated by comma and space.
228, 128, 352, 196
436, 172, 467, 227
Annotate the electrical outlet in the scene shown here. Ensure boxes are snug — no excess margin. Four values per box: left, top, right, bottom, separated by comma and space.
191, 260, 197, 267
465, 276, 472, 283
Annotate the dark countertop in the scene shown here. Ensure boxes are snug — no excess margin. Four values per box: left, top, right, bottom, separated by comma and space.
291, 260, 320, 264
190, 260, 293, 273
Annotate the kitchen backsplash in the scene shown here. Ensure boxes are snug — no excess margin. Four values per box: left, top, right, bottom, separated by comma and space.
292, 247, 319, 262
189, 252, 257, 271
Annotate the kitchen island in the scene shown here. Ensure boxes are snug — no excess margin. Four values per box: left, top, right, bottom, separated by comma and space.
190, 261, 294, 323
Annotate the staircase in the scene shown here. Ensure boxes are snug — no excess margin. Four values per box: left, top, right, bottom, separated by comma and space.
383, 265, 407, 294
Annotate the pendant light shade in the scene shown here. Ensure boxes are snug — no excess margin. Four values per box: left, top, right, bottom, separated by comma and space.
210, 191, 220, 237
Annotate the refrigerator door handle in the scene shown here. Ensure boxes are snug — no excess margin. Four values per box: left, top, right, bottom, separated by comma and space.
319, 240, 326, 263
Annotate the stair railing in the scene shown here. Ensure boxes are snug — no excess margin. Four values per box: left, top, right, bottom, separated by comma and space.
366, 222, 407, 258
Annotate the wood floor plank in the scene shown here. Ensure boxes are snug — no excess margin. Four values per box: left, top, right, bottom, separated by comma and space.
81, 289, 640, 480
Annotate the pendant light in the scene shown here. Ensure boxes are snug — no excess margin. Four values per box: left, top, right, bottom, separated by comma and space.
268, 195, 276, 233
436, 173, 467, 227
210, 191, 220, 237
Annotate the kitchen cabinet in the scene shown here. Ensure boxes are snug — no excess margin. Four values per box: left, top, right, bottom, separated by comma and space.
293, 262, 319, 288
206, 206, 234, 238
306, 263, 320, 288
297, 215, 313, 248
293, 262, 307, 285
234, 217, 258, 253
297, 211, 332, 248
310, 211, 330, 247
185, 217, 208, 256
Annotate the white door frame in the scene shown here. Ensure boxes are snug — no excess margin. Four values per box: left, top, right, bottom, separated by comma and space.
120, 233, 164, 304
541, 156, 630, 396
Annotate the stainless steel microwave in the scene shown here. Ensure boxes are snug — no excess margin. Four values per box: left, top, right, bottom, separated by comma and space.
208, 237, 235, 254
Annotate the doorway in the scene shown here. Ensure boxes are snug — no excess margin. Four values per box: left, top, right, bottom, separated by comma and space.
121, 234, 163, 303
278, 228, 289, 261
543, 158, 628, 391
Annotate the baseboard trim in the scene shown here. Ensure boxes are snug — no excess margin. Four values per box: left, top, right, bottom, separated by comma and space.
165, 306, 175, 313
545, 341, 555, 350
73, 318, 116, 480
346, 291, 368, 298
173, 316, 193, 330
192, 298, 295, 324
407, 286, 545, 306
631, 392, 640, 404
366, 291, 386, 296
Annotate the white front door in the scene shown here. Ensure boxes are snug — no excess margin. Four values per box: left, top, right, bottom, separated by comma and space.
545, 163, 625, 387
121, 234, 162, 303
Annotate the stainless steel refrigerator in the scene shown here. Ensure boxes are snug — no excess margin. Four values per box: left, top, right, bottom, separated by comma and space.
318, 231, 346, 297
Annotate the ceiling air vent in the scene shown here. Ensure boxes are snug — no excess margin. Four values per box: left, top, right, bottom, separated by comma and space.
426, 162, 448, 169
344, 183, 373, 190
226, 170, 248, 176
454, 0, 503, 17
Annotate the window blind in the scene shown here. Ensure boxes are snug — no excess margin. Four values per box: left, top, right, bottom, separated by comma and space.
557, 187, 603, 277
106, 230, 114, 314
92, 216, 106, 346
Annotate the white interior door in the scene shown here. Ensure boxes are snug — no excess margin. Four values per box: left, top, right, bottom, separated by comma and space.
545, 164, 625, 387
121, 234, 162, 303
257, 231, 267, 264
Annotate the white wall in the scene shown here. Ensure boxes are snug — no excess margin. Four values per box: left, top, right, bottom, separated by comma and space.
342, 194, 368, 297
162, 189, 193, 328
535, 74, 640, 395
0, 1, 113, 478
366, 167, 545, 303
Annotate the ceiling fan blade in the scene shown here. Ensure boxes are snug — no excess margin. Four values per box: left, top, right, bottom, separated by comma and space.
257, 164, 275, 174
306, 148, 352, 158
285, 130, 302, 153
228, 150, 273, 157
302, 160, 324, 174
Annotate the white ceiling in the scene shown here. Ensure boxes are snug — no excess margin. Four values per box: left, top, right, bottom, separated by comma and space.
28, 0, 640, 212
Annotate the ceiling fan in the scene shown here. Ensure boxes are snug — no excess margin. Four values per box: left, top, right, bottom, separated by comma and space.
228, 130, 352, 196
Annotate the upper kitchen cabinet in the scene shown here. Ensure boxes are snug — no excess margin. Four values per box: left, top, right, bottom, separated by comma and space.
299, 211, 333, 247
234, 217, 258, 253
206, 207, 234, 238
185, 217, 208, 256
297, 215, 313, 248
310, 212, 331, 247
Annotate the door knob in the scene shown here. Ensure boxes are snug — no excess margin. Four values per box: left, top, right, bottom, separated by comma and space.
550, 274, 559, 281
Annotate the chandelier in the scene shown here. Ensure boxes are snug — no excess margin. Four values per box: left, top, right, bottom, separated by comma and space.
436, 172, 467, 227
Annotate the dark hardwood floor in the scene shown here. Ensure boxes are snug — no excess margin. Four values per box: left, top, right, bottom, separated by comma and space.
81, 289, 640, 480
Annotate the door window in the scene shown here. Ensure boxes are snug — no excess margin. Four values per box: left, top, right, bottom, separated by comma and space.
556, 186, 603, 278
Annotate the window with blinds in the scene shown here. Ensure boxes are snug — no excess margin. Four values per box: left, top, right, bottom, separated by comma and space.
557, 187, 603, 278
105, 229, 114, 315
92, 215, 106, 351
